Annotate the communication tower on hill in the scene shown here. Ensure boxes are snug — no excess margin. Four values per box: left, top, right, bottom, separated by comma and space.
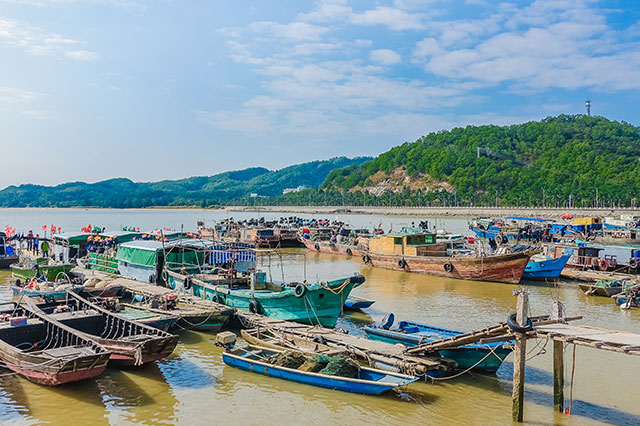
585, 100, 591, 116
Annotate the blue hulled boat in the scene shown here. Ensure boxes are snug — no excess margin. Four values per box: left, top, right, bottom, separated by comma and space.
222, 346, 418, 395
522, 254, 571, 280
364, 319, 512, 373
344, 296, 375, 310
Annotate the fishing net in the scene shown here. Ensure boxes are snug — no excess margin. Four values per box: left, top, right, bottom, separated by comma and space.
320, 355, 360, 378
298, 355, 330, 373
594, 279, 619, 288
268, 350, 307, 369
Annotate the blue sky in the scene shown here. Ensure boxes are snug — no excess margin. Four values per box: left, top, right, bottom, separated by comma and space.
1, 0, 639, 187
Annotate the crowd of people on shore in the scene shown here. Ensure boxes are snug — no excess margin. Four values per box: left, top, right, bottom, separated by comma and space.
22, 230, 50, 257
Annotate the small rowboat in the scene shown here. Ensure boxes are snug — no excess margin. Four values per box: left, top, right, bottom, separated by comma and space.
240, 328, 346, 356
222, 346, 418, 395
34, 292, 178, 366
344, 296, 375, 310
0, 302, 110, 385
113, 303, 179, 331
364, 319, 512, 373
12, 281, 123, 303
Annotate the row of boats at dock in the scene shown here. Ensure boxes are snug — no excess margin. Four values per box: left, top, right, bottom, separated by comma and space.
0, 213, 638, 396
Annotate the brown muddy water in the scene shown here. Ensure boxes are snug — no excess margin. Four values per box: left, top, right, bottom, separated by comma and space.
0, 209, 638, 425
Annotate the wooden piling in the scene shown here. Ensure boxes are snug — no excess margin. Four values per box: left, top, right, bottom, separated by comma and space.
512, 289, 529, 423
552, 301, 565, 413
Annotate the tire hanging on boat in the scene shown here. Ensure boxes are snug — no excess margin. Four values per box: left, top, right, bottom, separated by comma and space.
444, 262, 454, 273
314, 243, 320, 251
398, 259, 407, 268
294, 283, 307, 298
249, 299, 262, 314
346, 248, 352, 256
183, 276, 192, 290
362, 255, 371, 264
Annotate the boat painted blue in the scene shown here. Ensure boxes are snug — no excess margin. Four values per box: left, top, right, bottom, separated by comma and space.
522, 254, 571, 280
222, 347, 418, 395
364, 321, 512, 373
344, 296, 375, 310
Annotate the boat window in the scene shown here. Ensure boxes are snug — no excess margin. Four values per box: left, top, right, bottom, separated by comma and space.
393, 237, 403, 245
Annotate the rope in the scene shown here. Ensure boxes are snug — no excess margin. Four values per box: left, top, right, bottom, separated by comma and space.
429, 344, 503, 381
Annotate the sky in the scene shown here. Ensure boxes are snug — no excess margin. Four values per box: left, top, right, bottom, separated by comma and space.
1, 0, 639, 187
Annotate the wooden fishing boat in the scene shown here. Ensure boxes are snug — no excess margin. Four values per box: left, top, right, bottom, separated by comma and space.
222, 346, 418, 395
344, 296, 375, 310
0, 302, 110, 385
578, 279, 627, 297
10, 260, 75, 282
362, 231, 532, 284
186, 272, 365, 327
34, 292, 178, 366
364, 320, 512, 373
0, 231, 18, 268
111, 303, 179, 331
11, 279, 123, 303
129, 294, 234, 331
240, 329, 347, 356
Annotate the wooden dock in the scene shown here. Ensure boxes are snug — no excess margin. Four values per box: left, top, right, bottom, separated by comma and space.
561, 268, 637, 283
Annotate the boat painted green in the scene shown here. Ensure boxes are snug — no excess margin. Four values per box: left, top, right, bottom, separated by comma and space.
181, 272, 364, 327
10, 262, 75, 282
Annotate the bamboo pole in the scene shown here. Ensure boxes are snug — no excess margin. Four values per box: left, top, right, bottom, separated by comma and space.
512, 289, 529, 422
552, 300, 564, 413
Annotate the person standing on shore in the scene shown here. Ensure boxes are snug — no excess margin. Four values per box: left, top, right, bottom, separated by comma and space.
27, 230, 33, 252
41, 239, 49, 258
33, 234, 40, 255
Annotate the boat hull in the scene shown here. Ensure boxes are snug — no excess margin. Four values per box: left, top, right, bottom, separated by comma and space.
222, 352, 415, 395
11, 285, 123, 302
191, 276, 364, 327
3, 360, 108, 386
301, 238, 364, 257
0, 256, 19, 269
11, 263, 75, 281
522, 255, 570, 280
363, 251, 531, 284
578, 283, 623, 297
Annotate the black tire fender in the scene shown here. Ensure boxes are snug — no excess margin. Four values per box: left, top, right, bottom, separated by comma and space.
294, 283, 307, 298
507, 313, 533, 333
444, 262, 454, 273
183, 276, 192, 290
346, 248, 352, 256
398, 259, 407, 268
314, 243, 320, 251
362, 255, 371, 264
249, 300, 262, 314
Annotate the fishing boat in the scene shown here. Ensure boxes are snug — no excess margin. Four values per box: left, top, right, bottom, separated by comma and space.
11, 278, 123, 303
344, 296, 375, 310
578, 279, 629, 297
33, 292, 178, 366
240, 329, 347, 356
521, 254, 571, 280
300, 233, 368, 257
0, 302, 111, 385
129, 294, 234, 331
112, 303, 179, 331
364, 319, 512, 372
0, 231, 18, 268
361, 229, 532, 284
10, 259, 75, 282
613, 287, 640, 309
221, 344, 418, 395
186, 272, 365, 327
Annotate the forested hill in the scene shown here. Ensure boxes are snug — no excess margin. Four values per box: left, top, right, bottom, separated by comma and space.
0, 157, 371, 208
320, 115, 640, 207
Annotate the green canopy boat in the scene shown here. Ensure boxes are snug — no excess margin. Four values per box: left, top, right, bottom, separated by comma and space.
10, 259, 75, 282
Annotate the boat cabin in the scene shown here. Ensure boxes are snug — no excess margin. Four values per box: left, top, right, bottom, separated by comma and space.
570, 217, 603, 233
52, 232, 94, 262
368, 231, 447, 257
553, 244, 603, 268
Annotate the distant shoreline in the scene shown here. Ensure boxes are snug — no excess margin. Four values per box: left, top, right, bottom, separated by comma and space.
1, 205, 638, 219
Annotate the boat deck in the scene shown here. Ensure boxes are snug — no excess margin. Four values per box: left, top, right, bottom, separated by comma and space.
561, 269, 637, 283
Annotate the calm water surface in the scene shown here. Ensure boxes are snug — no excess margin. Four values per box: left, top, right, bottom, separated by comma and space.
0, 209, 638, 425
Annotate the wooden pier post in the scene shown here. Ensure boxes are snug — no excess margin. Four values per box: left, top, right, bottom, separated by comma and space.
512, 289, 529, 422
552, 301, 565, 413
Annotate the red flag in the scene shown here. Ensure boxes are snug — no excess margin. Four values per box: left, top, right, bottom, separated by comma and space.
58, 227, 61, 232
42, 225, 46, 230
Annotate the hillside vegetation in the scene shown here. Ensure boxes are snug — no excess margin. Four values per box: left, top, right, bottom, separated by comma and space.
319, 115, 640, 207
0, 157, 370, 208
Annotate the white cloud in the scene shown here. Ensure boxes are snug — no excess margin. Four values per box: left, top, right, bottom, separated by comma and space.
249, 21, 328, 42
0, 86, 42, 102
370, 49, 401, 65
0, 17, 96, 60
350, 6, 425, 31
65, 49, 97, 61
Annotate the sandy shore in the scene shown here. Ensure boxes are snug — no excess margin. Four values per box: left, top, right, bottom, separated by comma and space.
221, 205, 640, 219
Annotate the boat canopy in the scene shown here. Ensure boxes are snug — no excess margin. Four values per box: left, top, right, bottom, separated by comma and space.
116, 240, 207, 269
54, 232, 93, 247
505, 216, 552, 222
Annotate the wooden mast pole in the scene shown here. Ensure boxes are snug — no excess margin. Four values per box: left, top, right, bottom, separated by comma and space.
552, 300, 565, 413
512, 289, 529, 422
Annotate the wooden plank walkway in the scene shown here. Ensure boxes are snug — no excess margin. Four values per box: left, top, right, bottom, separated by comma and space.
561, 269, 637, 283
534, 324, 640, 356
